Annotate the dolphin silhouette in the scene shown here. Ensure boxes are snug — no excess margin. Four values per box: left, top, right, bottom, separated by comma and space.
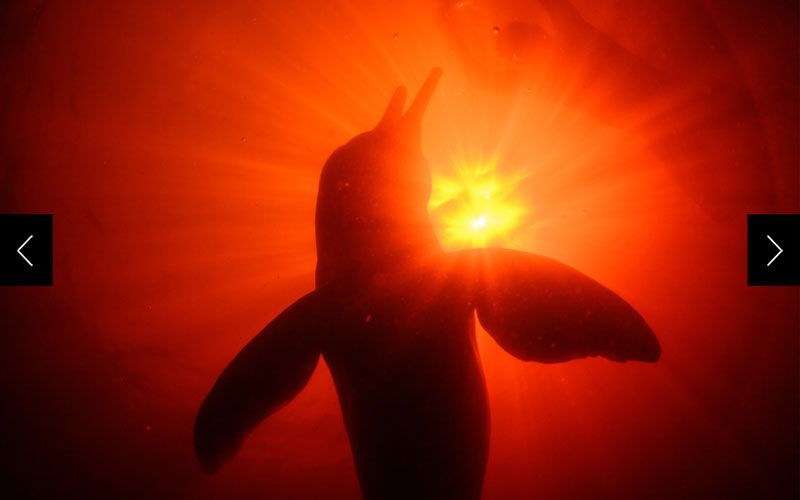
194, 68, 660, 499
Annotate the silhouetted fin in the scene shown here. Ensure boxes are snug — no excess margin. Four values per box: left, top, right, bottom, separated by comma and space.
194, 290, 327, 473
452, 248, 660, 363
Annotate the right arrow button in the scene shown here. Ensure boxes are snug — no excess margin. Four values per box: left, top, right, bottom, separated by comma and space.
766, 234, 783, 267
748, 214, 799, 286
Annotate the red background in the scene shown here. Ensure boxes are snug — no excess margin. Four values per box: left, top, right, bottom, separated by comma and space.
0, 1, 797, 498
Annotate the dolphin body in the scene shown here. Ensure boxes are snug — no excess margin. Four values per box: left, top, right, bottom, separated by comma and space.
194, 68, 660, 499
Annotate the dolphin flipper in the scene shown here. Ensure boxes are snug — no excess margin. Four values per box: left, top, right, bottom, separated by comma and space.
454, 248, 660, 363
194, 290, 327, 473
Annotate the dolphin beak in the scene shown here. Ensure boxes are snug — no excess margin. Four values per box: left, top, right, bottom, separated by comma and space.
375, 67, 443, 134
377, 86, 408, 129
404, 67, 443, 132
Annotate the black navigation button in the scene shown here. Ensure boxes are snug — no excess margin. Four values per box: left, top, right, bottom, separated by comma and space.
747, 214, 799, 286
0, 214, 52, 286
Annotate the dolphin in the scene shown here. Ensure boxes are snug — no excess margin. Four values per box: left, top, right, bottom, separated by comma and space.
194, 67, 660, 500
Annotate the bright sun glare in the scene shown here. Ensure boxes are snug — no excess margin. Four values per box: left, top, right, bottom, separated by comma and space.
428, 160, 527, 249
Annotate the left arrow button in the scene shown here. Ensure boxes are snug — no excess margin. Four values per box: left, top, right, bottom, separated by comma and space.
17, 234, 33, 266
0, 214, 52, 285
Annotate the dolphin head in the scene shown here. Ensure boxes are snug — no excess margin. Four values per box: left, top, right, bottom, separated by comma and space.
315, 68, 444, 287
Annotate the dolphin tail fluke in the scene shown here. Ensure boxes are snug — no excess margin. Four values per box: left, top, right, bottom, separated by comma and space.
452, 248, 660, 363
194, 290, 328, 473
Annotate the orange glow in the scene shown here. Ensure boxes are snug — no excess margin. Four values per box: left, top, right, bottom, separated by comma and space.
429, 159, 527, 249
0, 0, 796, 499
